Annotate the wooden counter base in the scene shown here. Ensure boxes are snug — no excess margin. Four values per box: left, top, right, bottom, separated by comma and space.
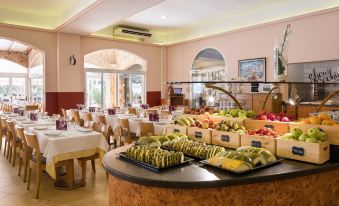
108, 169, 339, 206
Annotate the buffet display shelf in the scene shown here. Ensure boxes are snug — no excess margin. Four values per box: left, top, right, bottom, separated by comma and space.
103, 145, 339, 189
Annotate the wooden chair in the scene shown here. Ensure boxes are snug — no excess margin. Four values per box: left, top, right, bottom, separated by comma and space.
25, 132, 46, 199
145, 109, 158, 115
7, 120, 22, 166
1, 117, 9, 158
119, 119, 131, 145
128, 108, 137, 115
26, 105, 39, 111
97, 115, 107, 125
61, 108, 67, 117
84, 113, 93, 121
139, 122, 155, 137
72, 110, 84, 126
16, 126, 29, 182
77, 122, 108, 185
83, 120, 95, 129
0, 119, 3, 151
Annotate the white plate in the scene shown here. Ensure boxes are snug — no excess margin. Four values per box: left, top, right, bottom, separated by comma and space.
3, 112, 12, 114
9, 114, 19, 117
34, 126, 48, 130
43, 131, 62, 136
22, 121, 33, 124
76, 128, 92, 133
15, 117, 26, 120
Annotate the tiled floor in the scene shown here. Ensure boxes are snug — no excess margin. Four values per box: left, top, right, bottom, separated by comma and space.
0, 146, 108, 206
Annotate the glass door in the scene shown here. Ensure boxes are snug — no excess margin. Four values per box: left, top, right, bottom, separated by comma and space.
12, 78, 26, 99
131, 74, 144, 105
0, 77, 9, 101
86, 72, 102, 107
103, 73, 117, 108
118, 73, 130, 107
30, 77, 43, 102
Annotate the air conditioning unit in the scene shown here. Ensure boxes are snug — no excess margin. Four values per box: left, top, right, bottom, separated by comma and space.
113, 26, 152, 40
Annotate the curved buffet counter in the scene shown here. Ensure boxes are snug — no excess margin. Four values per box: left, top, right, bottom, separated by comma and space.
103, 145, 339, 206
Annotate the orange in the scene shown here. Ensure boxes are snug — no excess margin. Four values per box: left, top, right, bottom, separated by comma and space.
318, 113, 331, 120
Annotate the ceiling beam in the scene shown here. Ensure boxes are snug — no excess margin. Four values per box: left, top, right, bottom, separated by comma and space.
57, 0, 165, 35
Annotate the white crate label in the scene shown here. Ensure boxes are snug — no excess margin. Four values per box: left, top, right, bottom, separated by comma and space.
251, 140, 262, 148
221, 134, 230, 142
173, 129, 180, 133
195, 132, 202, 138
291, 146, 305, 156
264, 124, 274, 130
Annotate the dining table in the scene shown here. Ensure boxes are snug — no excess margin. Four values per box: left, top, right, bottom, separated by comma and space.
24, 124, 109, 189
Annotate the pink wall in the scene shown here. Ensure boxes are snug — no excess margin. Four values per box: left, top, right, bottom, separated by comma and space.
166, 8, 339, 92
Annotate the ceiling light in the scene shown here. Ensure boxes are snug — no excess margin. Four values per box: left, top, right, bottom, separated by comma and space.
161, 15, 167, 19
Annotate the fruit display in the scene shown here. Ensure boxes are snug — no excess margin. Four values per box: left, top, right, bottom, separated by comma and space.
279, 127, 327, 143
300, 113, 338, 126
216, 120, 246, 135
137, 133, 188, 146
213, 109, 256, 118
175, 116, 216, 129
255, 111, 294, 122
166, 139, 225, 159
183, 105, 216, 115
206, 146, 277, 172
126, 146, 184, 168
247, 127, 278, 138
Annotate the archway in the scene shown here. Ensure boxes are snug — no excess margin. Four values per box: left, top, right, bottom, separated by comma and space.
0, 37, 45, 106
84, 49, 147, 108
190, 48, 226, 107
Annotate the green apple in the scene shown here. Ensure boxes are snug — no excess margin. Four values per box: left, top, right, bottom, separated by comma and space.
298, 133, 309, 141
219, 109, 227, 116
230, 109, 239, 117
225, 114, 233, 118
292, 128, 303, 138
319, 131, 327, 141
308, 128, 321, 140
305, 137, 318, 143
246, 110, 256, 118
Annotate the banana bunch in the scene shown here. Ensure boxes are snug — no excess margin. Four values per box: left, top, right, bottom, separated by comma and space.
167, 139, 225, 159
126, 146, 184, 168
174, 116, 195, 127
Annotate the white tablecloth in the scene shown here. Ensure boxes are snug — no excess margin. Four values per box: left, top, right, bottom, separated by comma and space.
26, 126, 109, 178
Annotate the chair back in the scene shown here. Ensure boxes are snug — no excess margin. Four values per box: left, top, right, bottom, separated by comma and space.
146, 109, 158, 115
26, 105, 39, 111
16, 126, 27, 147
84, 113, 93, 121
6, 120, 15, 141
92, 122, 103, 133
128, 108, 137, 115
120, 119, 130, 131
83, 120, 94, 129
0, 117, 2, 137
24, 132, 42, 163
72, 110, 81, 124
139, 122, 155, 136
1, 117, 8, 134
61, 108, 67, 117
97, 115, 107, 125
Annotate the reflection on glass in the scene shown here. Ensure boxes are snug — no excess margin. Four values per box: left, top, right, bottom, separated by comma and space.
191, 48, 226, 107
86, 72, 102, 107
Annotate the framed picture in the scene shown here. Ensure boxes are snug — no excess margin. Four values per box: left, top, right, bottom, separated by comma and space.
238, 58, 266, 81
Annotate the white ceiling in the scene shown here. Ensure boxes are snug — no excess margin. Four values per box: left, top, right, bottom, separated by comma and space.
0, 38, 30, 52
0, 0, 339, 44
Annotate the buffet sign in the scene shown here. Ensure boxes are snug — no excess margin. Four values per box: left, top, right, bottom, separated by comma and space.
303, 61, 339, 83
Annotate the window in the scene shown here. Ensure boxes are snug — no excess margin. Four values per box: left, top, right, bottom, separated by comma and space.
191, 48, 226, 107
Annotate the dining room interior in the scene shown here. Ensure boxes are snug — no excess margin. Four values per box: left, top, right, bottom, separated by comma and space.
0, 0, 339, 206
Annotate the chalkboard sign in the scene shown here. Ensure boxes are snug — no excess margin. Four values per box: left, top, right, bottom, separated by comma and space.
173, 129, 180, 133
264, 124, 274, 130
195, 132, 202, 138
291, 146, 305, 156
251, 140, 262, 148
221, 134, 230, 142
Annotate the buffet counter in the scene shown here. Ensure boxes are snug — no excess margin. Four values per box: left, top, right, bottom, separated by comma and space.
103, 145, 339, 206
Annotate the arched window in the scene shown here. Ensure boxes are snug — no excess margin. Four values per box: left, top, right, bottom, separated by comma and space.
191, 48, 226, 107
84, 49, 146, 108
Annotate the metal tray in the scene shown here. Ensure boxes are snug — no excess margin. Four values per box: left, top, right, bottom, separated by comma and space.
116, 152, 194, 172
200, 157, 284, 174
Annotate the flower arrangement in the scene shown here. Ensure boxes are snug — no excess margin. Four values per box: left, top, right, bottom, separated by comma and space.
275, 24, 292, 81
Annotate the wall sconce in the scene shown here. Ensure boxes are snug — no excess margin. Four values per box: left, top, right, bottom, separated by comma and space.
69, 54, 76, 65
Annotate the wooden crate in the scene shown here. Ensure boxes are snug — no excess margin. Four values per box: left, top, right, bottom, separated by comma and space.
211, 130, 240, 149
277, 139, 330, 164
289, 122, 339, 146
180, 114, 245, 125
244, 119, 289, 135
166, 124, 187, 134
187, 127, 212, 144
240, 134, 277, 155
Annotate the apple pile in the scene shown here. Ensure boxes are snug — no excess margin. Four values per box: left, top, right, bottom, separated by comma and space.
256, 111, 295, 122
213, 108, 256, 118
247, 127, 278, 138
189, 118, 216, 129
184, 105, 216, 115
279, 127, 327, 143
